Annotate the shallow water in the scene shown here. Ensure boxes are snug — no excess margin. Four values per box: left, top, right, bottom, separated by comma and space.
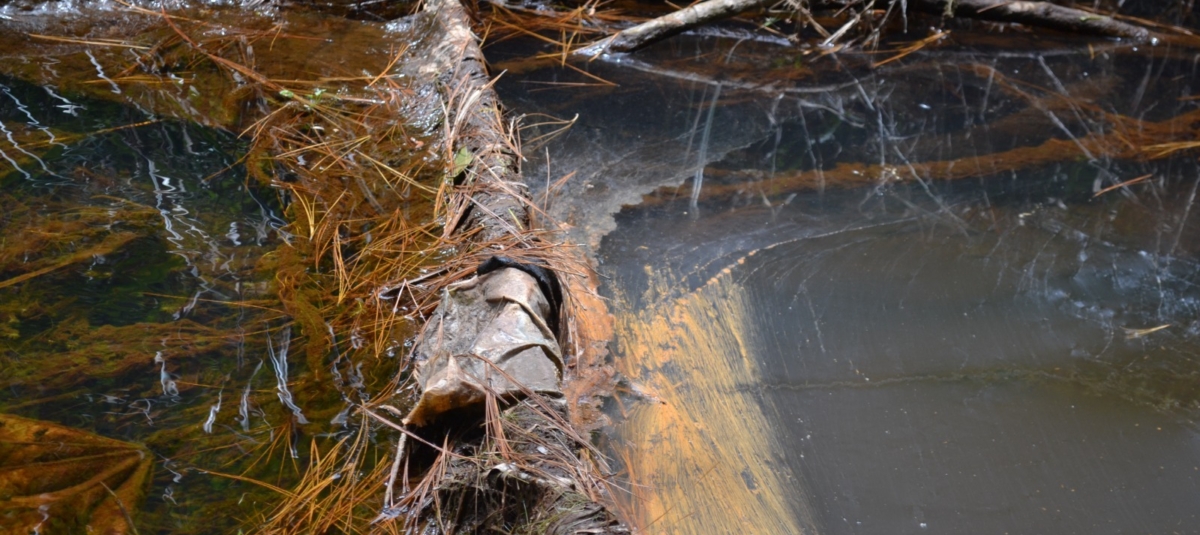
0, 69, 297, 533
0, 4, 439, 532
4, 1, 1200, 532
497, 24, 1200, 535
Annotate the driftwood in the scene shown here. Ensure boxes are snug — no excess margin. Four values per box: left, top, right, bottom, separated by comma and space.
576, 0, 1157, 56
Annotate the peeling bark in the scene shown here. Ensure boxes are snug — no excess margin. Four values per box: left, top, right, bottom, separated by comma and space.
399, 0, 628, 531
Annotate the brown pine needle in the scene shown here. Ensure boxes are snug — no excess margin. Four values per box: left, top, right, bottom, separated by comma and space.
873, 30, 949, 68
1094, 173, 1153, 197
201, 469, 298, 498
1123, 324, 1171, 339
368, 44, 410, 88
28, 33, 150, 49
1145, 141, 1200, 158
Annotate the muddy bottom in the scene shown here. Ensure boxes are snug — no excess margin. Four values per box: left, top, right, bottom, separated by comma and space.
599, 177, 1200, 533
778, 377, 1199, 533
488, 27, 1200, 531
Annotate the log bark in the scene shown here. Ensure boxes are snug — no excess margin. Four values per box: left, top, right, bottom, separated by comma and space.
396, 0, 628, 531
426, 0, 530, 242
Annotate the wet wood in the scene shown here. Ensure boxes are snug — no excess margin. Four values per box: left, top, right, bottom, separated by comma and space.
425, 0, 531, 242
575, 0, 773, 56
403, 0, 628, 530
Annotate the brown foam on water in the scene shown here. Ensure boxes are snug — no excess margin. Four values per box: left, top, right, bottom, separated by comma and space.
610, 265, 818, 534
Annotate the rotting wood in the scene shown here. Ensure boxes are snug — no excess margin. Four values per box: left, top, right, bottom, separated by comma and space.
576, 0, 1160, 56
425, 0, 531, 243
387, 0, 629, 531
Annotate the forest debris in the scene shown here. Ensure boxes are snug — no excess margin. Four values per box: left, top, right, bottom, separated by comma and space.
375, 0, 629, 529
404, 263, 563, 427
396, 399, 628, 534
423, 0, 532, 242
575, 0, 773, 56
925, 0, 1152, 41
576, 0, 1158, 56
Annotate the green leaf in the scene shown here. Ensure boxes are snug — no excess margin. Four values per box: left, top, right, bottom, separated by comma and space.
451, 147, 473, 177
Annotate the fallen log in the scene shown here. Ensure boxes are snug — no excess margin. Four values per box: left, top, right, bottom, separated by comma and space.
381, 0, 629, 531
423, 0, 531, 242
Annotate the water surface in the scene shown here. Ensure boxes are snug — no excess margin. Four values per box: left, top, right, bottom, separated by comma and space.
497, 23, 1200, 534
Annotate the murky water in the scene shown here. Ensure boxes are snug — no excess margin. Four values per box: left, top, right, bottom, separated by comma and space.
497, 24, 1200, 535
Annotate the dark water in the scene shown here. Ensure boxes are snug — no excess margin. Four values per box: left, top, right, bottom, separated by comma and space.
497, 25, 1200, 535
714, 183, 1200, 533
0, 70, 297, 532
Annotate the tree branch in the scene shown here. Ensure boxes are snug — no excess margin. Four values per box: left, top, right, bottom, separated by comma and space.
575, 0, 774, 56
928, 0, 1152, 41
575, 0, 1157, 57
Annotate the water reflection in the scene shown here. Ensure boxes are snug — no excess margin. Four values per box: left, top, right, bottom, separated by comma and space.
0, 72, 296, 532
0, 1, 448, 530
497, 25, 1200, 535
